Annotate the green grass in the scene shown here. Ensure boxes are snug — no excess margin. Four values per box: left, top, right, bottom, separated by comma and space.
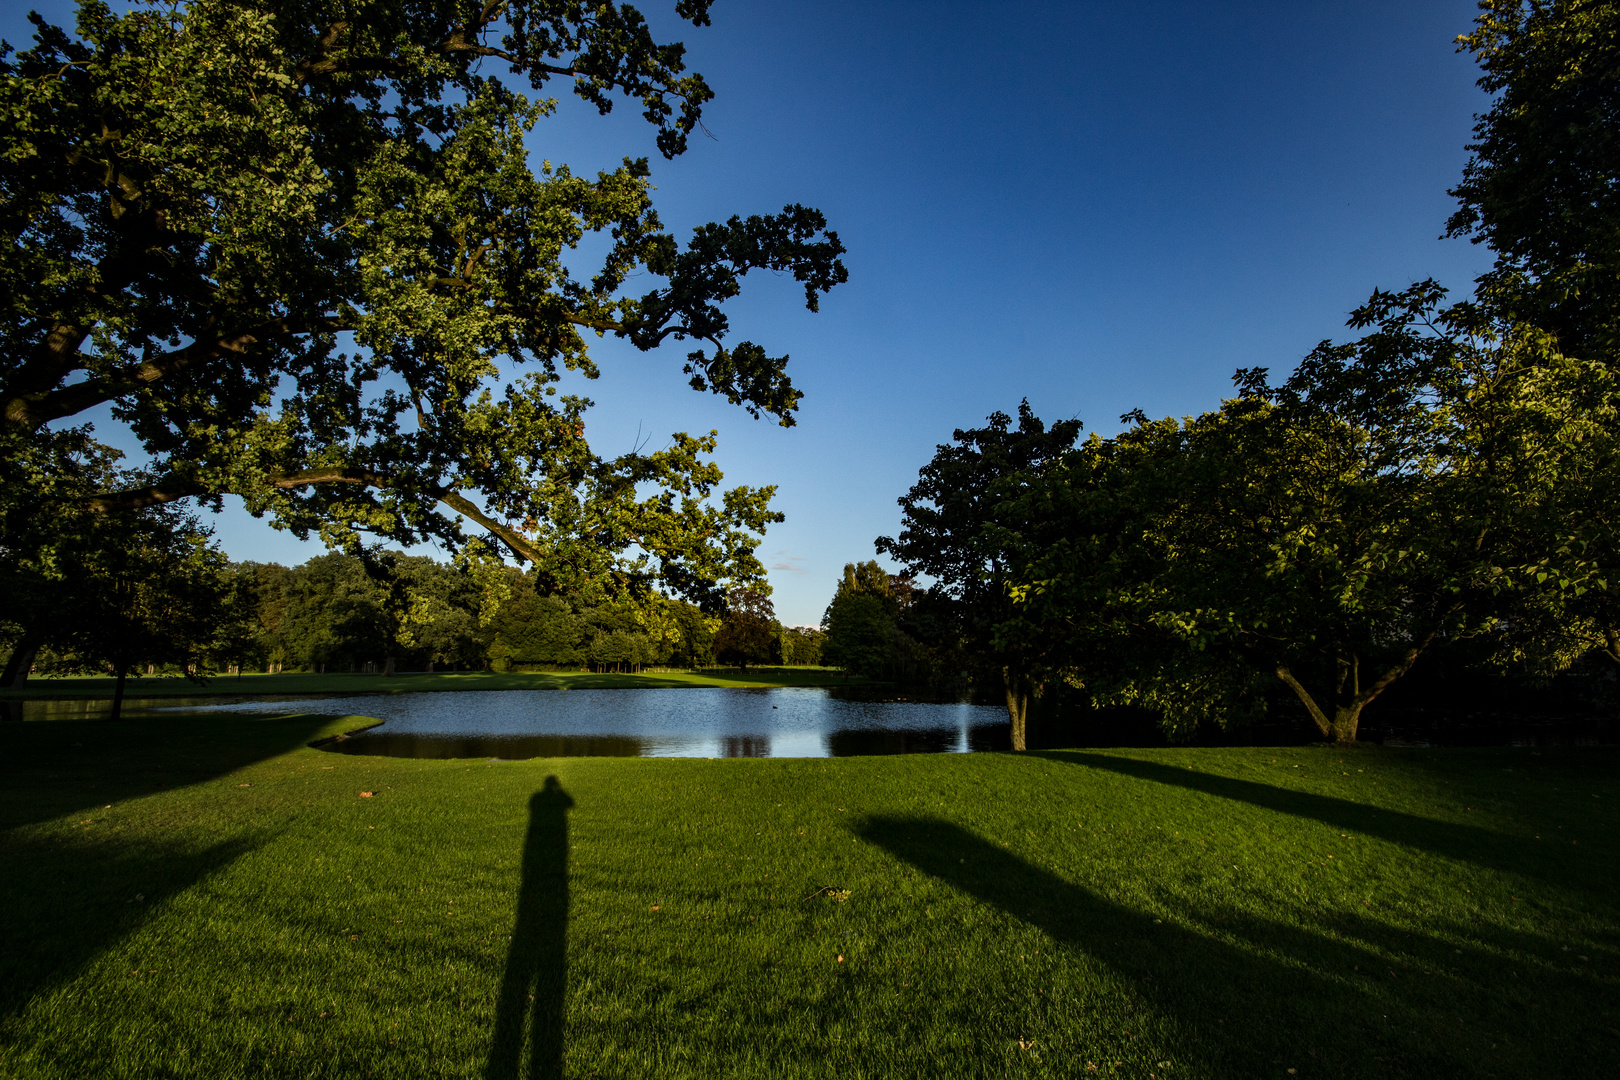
2, 714, 1616, 1079
0, 666, 859, 701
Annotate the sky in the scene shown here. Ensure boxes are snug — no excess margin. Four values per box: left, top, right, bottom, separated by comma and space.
6, 1, 1498, 626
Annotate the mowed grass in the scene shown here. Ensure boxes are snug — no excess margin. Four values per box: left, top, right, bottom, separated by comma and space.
1, 715, 1616, 1079
0, 667, 857, 701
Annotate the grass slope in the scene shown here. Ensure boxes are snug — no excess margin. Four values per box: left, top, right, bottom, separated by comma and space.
1, 715, 1615, 1079
0, 667, 857, 701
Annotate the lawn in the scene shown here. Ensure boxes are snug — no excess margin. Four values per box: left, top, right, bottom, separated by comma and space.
1, 713, 1615, 1079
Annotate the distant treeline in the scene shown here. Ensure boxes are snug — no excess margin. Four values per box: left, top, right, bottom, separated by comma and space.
245, 555, 825, 674
5, 549, 824, 681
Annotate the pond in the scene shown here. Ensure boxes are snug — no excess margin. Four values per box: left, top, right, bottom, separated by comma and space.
175, 687, 1013, 759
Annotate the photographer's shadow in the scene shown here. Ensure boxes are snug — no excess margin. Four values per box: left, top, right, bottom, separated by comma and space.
486, 777, 573, 1080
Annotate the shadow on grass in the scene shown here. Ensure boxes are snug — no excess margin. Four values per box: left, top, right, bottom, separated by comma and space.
1035, 751, 1597, 895
486, 777, 573, 1080
0, 713, 339, 829
854, 815, 1620, 1079
0, 832, 262, 1022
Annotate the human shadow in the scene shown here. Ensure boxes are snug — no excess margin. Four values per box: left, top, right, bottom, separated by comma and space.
486, 777, 574, 1080
854, 815, 1620, 1078
1034, 750, 1598, 894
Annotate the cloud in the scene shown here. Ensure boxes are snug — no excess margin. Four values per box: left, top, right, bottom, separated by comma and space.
771, 549, 808, 575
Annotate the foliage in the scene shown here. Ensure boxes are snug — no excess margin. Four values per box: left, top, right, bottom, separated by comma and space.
1449, 0, 1620, 358
40, 505, 231, 716
712, 587, 777, 670
818, 561, 928, 680
0, 0, 845, 610
777, 624, 824, 666
877, 405, 1083, 746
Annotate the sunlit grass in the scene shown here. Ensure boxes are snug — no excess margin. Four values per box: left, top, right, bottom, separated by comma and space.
2, 714, 1615, 1078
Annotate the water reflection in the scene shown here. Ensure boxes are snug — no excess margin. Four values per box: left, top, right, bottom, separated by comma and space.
1, 694, 309, 723
179, 687, 1008, 760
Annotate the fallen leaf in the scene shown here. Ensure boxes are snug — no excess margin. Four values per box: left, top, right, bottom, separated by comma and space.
359, 792, 374, 798
836, 955, 844, 963
651, 905, 660, 911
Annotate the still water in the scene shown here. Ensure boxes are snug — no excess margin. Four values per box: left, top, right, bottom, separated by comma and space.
173, 687, 1011, 759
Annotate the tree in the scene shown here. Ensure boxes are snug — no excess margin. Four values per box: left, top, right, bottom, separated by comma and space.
1016, 284, 1568, 745
1449, 0, 1620, 359
267, 552, 389, 670
819, 561, 926, 679
877, 404, 1083, 749
52, 506, 231, 719
490, 593, 583, 670
713, 587, 776, 670
779, 624, 824, 666
0, 0, 845, 609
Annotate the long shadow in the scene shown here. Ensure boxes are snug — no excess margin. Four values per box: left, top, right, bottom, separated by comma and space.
0, 832, 261, 1021
857, 816, 1613, 1078
1035, 750, 1598, 894
1, 714, 321, 1019
0, 713, 341, 829
486, 777, 574, 1080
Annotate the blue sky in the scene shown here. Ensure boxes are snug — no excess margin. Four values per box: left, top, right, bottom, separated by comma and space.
7, 1, 1497, 625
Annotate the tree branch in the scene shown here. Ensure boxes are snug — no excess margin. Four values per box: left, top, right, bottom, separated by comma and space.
1274, 664, 1333, 738
4, 316, 351, 431
83, 468, 547, 570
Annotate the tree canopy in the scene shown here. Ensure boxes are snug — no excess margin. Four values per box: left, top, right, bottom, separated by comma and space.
0, 0, 845, 609
1449, 0, 1620, 358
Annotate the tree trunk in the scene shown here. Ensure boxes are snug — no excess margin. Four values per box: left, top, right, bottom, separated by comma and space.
2, 633, 41, 689
1002, 666, 1031, 751
1275, 646, 1430, 746
382, 655, 396, 676
109, 669, 128, 722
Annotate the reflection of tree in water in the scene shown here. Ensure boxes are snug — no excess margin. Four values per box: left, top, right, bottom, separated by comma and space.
328, 734, 646, 759
826, 727, 960, 756
485, 777, 573, 1080
719, 735, 770, 757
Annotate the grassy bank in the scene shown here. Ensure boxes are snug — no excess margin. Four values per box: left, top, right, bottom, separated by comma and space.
2, 715, 1615, 1079
0, 666, 857, 700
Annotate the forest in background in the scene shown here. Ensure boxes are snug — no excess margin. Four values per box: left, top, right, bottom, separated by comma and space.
3, 547, 824, 683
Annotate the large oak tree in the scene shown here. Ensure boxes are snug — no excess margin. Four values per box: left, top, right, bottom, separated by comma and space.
0, 0, 845, 613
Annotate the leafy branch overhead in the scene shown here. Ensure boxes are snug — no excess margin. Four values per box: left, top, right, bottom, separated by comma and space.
0, 0, 844, 604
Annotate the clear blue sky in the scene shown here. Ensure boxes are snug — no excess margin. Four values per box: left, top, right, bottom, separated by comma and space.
7, 1, 1497, 625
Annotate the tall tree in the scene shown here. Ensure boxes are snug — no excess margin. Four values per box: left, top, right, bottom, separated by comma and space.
877, 403, 1083, 749
1449, 0, 1620, 358
713, 587, 776, 670
0, 0, 845, 607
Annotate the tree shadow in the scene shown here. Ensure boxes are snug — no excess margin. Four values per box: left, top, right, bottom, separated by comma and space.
1033, 750, 1598, 894
486, 777, 574, 1080
0, 713, 339, 829
0, 832, 262, 1022
855, 815, 1618, 1078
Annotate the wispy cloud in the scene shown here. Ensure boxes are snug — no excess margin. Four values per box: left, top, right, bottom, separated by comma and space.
770, 548, 808, 575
